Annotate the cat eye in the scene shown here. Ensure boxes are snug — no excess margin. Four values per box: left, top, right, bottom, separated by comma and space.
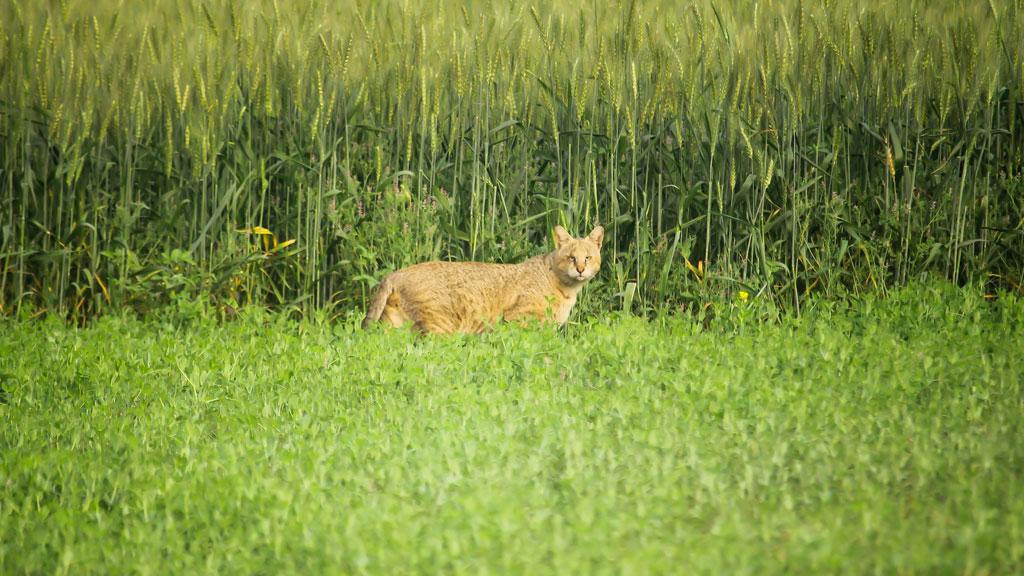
568, 256, 576, 262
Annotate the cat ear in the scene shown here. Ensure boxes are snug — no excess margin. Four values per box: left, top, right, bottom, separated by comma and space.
554, 226, 573, 247
587, 225, 604, 248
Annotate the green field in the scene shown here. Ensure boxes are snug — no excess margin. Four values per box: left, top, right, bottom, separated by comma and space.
3, 0, 1024, 572
2, 0, 1023, 318
2, 284, 1022, 573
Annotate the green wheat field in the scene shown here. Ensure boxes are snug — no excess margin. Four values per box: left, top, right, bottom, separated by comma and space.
2, 0, 1024, 573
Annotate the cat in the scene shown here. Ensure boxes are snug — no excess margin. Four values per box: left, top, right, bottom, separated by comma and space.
362, 225, 604, 334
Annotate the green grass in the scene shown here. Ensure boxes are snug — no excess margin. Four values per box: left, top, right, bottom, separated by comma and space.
2, 283, 1022, 574
3, 1, 1022, 571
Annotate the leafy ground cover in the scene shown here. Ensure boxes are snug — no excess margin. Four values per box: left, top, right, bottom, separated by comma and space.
1, 283, 1022, 574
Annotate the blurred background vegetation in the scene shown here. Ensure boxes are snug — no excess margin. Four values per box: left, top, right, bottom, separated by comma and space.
1, 0, 1022, 321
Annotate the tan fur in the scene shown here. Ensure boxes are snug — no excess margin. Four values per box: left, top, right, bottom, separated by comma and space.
362, 226, 604, 334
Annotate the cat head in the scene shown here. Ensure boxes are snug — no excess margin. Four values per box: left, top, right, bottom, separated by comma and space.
551, 225, 604, 284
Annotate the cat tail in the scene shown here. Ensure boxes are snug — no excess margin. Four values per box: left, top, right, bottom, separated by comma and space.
362, 276, 395, 329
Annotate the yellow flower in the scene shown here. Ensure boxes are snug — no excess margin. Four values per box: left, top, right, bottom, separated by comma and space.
738, 290, 750, 302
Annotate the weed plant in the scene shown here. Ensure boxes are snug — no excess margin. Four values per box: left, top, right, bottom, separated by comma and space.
1, 283, 1022, 572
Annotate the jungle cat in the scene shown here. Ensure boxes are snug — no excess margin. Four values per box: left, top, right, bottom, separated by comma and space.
362, 226, 604, 334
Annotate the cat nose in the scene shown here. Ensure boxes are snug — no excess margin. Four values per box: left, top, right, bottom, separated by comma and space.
575, 266, 585, 274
